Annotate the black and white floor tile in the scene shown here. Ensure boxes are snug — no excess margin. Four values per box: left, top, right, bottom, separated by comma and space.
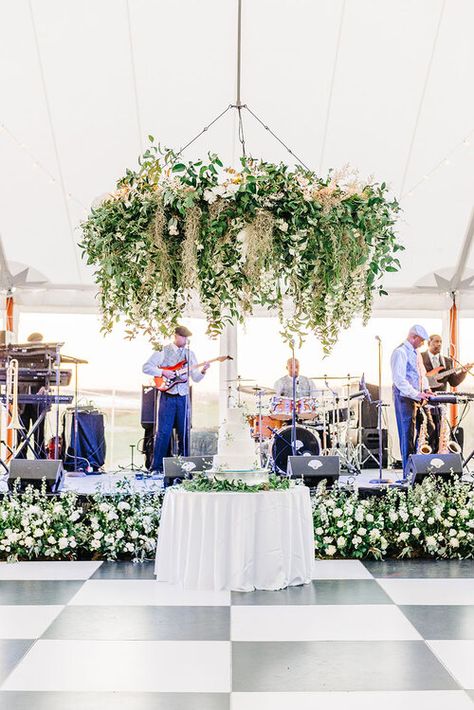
0, 559, 473, 708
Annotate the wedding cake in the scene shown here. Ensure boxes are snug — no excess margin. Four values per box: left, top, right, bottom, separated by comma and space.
211, 407, 269, 484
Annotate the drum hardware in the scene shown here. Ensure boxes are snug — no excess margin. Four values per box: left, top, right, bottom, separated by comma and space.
237, 384, 276, 396
227, 376, 254, 406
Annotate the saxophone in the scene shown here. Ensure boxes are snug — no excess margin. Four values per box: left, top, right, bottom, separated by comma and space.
438, 404, 462, 454
416, 402, 433, 454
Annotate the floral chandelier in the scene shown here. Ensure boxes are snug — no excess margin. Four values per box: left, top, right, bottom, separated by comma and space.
80, 1, 402, 353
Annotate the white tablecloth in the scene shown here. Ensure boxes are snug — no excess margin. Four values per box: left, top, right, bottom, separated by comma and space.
154, 485, 314, 591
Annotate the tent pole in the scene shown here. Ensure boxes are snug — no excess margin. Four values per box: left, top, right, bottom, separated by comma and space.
449, 291, 459, 427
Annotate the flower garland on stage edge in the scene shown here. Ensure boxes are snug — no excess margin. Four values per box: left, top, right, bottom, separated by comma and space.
1, 477, 473, 562
80, 140, 402, 352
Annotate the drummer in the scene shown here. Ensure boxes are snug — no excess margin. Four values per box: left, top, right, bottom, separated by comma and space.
273, 358, 317, 399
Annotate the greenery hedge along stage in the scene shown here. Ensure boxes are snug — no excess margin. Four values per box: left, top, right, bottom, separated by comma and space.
1, 477, 473, 562
81, 141, 402, 352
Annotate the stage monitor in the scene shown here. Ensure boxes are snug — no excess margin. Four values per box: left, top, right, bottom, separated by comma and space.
163, 456, 214, 484
9, 459, 64, 493
405, 453, 463, 485
287, 455, 339, 488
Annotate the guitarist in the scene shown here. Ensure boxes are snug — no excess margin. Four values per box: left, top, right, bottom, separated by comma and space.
142, 325, 210, 476
422, 334, 469, 392
422, 334, 470, 452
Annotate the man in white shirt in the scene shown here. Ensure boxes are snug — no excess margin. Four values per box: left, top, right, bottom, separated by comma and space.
391, 324, 431, 471
274, 358, 317, 399
142, 325, 209, 475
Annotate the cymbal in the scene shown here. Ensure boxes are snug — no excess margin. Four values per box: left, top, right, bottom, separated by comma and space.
226, 378, 254, 383
60, 354, 89, 365
310, 375, 361, 380
237, 385, 276, 396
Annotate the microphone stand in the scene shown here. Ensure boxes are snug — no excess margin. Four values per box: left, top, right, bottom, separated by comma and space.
369, 336, 390, 484
290, 340, 297, 458
183, 340, 191, 458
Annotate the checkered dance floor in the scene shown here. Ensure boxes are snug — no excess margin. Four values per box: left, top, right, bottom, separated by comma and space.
0, 559, 473, 708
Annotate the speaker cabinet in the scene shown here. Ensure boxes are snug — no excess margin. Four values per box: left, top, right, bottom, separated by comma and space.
287, 455, 340, 488
141, 386, 159, 427
9, 459, 64, 493
405, 453, 463, 484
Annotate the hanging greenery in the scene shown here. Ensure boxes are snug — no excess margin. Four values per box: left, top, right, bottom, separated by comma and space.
80, 139, 402, 352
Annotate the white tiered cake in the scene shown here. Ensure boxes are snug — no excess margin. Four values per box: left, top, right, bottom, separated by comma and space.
211, 407, 269, 484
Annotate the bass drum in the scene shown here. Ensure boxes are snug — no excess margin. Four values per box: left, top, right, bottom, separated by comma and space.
271, 425, 321, 474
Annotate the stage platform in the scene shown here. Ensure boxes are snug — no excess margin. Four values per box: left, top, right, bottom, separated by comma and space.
62, 468, 474, 496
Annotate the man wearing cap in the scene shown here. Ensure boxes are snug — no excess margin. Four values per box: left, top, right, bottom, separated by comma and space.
142, 326, 210, 476
391, 325, 431, 471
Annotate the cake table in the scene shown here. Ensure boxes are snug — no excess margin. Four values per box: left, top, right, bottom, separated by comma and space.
154, 484, 314, 591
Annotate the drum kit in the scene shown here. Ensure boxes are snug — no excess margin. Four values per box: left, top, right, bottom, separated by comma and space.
232, 376, 368, 474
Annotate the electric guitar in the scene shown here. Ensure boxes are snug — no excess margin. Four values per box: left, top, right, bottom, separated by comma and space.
154, 355, 233, 392
426, 361, 474, 384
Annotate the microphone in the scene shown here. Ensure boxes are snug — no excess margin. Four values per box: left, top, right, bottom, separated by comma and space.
375, 335, 381, 342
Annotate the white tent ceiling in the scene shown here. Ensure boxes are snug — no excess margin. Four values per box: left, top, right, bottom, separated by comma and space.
1, 0, 474, 313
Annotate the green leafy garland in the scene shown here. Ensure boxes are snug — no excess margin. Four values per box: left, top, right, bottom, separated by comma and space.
80, 140, 402, 352
181, 473, 289, 492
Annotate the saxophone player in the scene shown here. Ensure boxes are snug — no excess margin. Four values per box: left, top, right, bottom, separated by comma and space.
391, 325, 431, 471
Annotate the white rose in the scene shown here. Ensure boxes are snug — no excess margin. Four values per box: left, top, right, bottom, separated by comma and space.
70, 511, 80, 522
117, 502, 130, 511
352, 535, 362, 547
337, 536, 346, 548
24, 536, 34, 547
116, 530, 125, 539
427, 517, 435, 525
389, 512, 398, 523
426, 535, 437, 547
449, 538, 460, 548
125, 542, 135, 552
369, 529, 380, 539
411, 527, 421, 537
333, 508, 343, 518
336, 520, 344, 528
449, 529, 458, 537
47, 536, 56, 545
130, 530, 139, 539
365, 514, 374, 523
58, 538, 68, 550
355, 508, 364, 522
398, 532, 409, 542
400, 511, 408, 522
99, 503, 110, 513
357, 528, 367, 536
448, 509, 457, 517
93, 531, 104, 540
326, 545, 336, 556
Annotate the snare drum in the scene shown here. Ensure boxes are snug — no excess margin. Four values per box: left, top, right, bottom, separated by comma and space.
270, 396, 293, 421
247, 415, 280, 440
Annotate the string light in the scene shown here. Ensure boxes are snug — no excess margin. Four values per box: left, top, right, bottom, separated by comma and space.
0, 120, 87, 211
401, 128, 474, 200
